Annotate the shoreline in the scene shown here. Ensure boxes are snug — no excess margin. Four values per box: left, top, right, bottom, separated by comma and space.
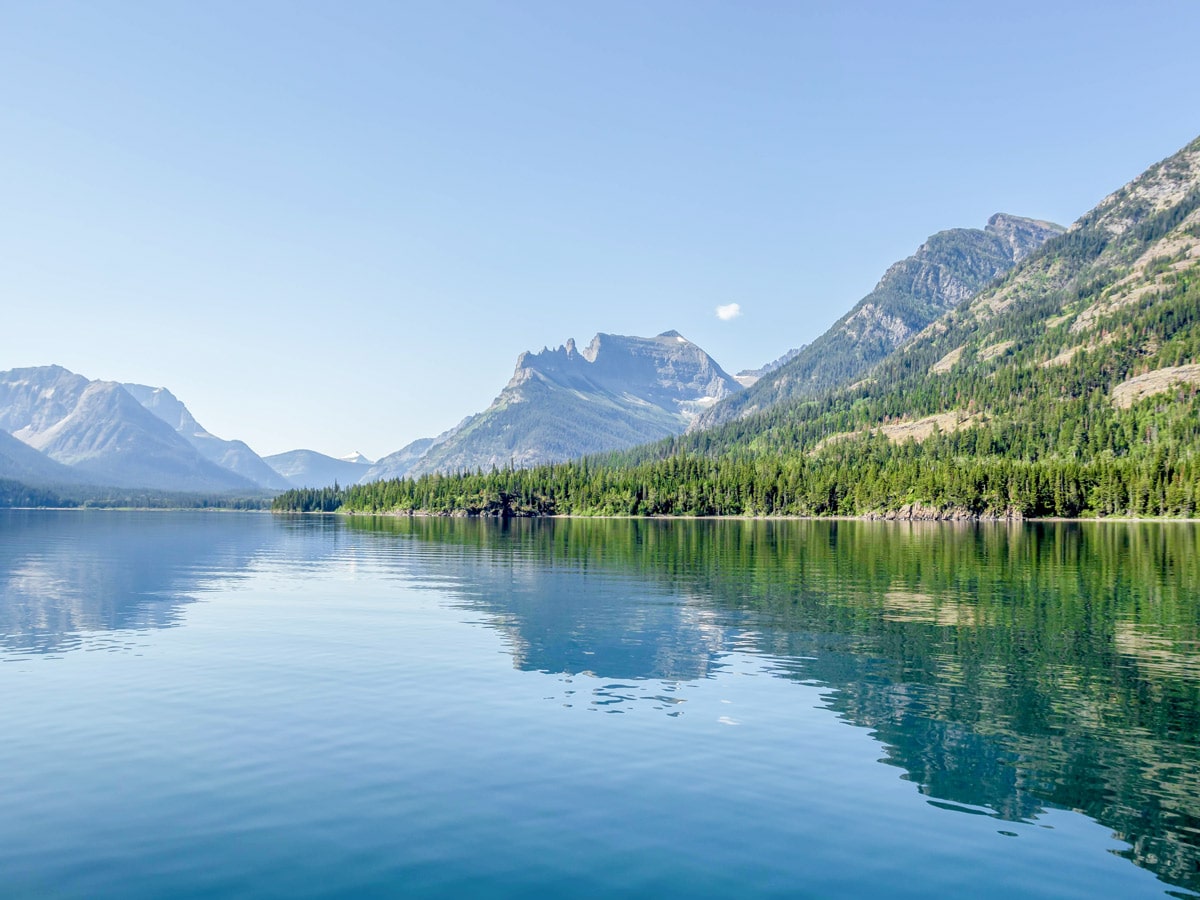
6, 506, 1198, 523
328, 509, 1200, 524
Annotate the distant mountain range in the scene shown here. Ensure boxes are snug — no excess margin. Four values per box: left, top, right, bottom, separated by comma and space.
734, 346, 806, 387
0, 367, 259, 492
0, 209, 1063, 495
0, 367, 292, 493
355, 215, 1061, 481
17, 148, 1187, 510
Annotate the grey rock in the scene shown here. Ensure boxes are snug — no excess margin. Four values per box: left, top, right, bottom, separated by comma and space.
394, 331, 741, 477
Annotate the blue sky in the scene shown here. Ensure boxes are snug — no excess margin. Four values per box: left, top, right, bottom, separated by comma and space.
2, 2, 1198, 458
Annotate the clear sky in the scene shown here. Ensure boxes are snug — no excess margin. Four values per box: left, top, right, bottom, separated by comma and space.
2, 2, 1198, 459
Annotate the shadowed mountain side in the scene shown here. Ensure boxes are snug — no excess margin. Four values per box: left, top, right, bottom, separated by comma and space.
0, 428, 83, 485
361, 437, 438, 483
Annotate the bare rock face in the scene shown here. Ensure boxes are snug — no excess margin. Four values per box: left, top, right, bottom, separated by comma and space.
694, 214, 1065, 430
985, 213, 1064, 262
376, 332, 742, 479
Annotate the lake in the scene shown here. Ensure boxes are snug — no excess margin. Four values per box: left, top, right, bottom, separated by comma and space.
1, 510, 1197, 898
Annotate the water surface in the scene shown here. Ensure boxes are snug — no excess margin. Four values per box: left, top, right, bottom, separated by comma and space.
1, 511, 1197, 897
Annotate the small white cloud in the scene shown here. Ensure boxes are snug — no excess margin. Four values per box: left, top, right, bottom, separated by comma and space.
716, 302, 742, 321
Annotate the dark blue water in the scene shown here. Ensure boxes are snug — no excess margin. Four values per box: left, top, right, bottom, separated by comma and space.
1, 511, 1197, 898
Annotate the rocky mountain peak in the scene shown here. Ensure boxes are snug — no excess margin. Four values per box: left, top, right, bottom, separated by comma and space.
985, 214, 1066, 262
381, 330, 741, 479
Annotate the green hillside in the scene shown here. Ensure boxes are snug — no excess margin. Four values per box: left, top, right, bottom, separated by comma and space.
276, 135, 1200, 519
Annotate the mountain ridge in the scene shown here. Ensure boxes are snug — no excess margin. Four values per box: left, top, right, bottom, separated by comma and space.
694, 213, 1064, 430
395, 330, 742, 477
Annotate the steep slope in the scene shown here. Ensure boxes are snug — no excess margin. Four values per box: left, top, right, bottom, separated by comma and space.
264, 449, 373, 488
123, 384, 291, 490
695, 214, 1063, 429
0, 366, 258, 492
0, 428, 81, 485
404, 331, 742, 476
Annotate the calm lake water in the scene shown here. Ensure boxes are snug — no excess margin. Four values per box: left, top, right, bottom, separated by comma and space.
1, 511, 1198, 898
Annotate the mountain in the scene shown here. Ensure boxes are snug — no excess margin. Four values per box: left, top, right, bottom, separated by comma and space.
695, 213, 1064, 429
361, 437, 438, 482
0, 427, 81, 485
0, 366, 258, 492
340, 451, 373, 466
122, 384, 290, 490
734, 346, 805, 387
400, 331, 742, 476
299, 133, 1200, 519
264, 449, 374, 488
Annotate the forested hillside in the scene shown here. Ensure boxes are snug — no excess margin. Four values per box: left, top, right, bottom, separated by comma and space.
276, 136, 1200, 519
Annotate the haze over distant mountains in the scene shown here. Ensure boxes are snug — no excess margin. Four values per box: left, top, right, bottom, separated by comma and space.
0, 366, 291, 492
265, 449, 374, 489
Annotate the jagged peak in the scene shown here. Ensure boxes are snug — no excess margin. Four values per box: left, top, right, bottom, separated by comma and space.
985, 212, 1063, 232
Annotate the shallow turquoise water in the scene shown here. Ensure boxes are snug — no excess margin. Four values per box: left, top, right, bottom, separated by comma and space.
1, 511, 1197, 897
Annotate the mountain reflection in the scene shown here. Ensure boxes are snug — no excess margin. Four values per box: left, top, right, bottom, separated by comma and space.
0, 510, 274, 655
347, 516, 1200, 894
4, 510, 1197, 892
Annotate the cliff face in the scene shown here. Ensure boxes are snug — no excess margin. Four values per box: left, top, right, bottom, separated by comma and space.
391, 331, 742, 477
693, 214, 1064, 429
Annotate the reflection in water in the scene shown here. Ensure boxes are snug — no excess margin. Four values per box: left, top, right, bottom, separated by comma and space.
0, 511, 269, 655
2, 511, 1198, 894
347, 516, 1200, 894
0, 511, 385, 657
